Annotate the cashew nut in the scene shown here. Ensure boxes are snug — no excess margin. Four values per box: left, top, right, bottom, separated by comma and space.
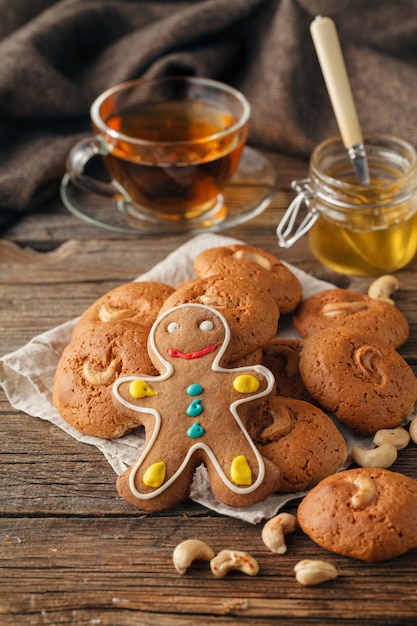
353, 345, 384, 382
373, 427, 410, 450
409, 415, 417, 444
346, 473, 377, 508
321, 300, 368, 317
271, 343, 300, 377
98, 302, 135, 322
172, 539, 215, 575
199, 295, 232, 308
210, 550, 259, 578
261, 512, 298, 554
82, 358, 120, 385
294, 560, 338, 586
258, 404, 293, 444
282, 346, 301, 377
368, 274, 400, 305
351, 443, 397, 469
232, 249, 272, 271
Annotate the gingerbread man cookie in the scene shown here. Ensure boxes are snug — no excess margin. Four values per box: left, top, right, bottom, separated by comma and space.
113, 303, 282, 511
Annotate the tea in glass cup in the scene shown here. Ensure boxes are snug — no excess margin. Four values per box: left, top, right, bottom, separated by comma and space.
66, 75, 250, 223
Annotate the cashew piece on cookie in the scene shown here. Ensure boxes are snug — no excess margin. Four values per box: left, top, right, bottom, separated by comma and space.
232, 249, 272, 271
346, 474, 377, 508
173, 539, 215, 575
210, 550, 259, 578
294, 560, 338, 586
352, 443, 397, 469
321, 300, 368, 317
353, 345, 384, 381
368, 274, 400, 305
98, 302, 136, 322
199, 294, 232, 309
262, 512, 297, 554
82, 358, 120, 385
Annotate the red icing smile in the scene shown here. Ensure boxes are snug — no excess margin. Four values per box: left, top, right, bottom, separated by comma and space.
168, 344, 218, 360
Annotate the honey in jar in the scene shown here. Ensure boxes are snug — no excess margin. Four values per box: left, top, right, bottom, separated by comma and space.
277, 134, 417, 276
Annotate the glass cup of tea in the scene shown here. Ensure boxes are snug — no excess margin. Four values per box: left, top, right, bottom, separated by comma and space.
65, 75, 250, 225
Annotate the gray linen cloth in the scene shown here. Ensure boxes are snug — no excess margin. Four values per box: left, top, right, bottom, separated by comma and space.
1, 0, 417, 230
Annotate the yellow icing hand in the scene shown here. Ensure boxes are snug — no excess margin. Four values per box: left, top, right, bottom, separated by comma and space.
233, 374, 260, 394
230, 455, 252, 486
143, 461, 166, 488
129, 379, 158, 398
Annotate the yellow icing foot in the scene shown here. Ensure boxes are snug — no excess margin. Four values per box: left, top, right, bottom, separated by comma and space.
233, 374, 260, 393
129, 379, 158, 398
230, 455, 252, 486
143, 461, 166, 488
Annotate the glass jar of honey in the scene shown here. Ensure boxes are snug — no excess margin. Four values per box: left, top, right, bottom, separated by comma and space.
277, 133, 417, 275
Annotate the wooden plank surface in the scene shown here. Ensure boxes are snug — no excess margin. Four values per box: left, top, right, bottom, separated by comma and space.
1, 149, 417, 625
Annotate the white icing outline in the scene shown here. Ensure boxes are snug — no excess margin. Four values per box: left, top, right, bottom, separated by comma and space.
112, 303, 274, 500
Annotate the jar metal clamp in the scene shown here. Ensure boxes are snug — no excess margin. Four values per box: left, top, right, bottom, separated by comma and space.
276, 178, 319, 248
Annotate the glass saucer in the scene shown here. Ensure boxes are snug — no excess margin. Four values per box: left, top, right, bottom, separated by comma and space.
60, 146, 277, 236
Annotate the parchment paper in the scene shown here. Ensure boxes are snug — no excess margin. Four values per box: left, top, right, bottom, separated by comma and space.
0, 233, 380, 523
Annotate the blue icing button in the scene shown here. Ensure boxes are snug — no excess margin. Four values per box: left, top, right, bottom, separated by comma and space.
186, 399, 203, 417
186, 383, 204, 396
187, 422, 205, 439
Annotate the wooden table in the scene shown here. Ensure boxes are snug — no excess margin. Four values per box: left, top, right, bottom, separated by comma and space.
1, 149, 416, 626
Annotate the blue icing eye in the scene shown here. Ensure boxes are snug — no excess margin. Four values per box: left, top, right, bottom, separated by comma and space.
186, 399, 203, 417
187, 422, 205, 438
186, 383, 203, 396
